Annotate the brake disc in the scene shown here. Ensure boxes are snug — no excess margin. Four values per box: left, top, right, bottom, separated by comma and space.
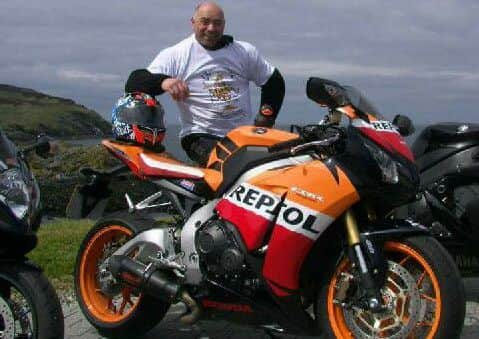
343, 260, 421, 338
0, 295, 15, 339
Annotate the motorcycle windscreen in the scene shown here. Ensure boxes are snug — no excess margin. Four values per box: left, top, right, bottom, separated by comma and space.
342, 85, 414, 162
307, 78, 413, 162
216, 160, 359, 296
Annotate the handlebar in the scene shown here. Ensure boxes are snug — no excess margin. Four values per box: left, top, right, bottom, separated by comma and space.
290, 133, 342, 155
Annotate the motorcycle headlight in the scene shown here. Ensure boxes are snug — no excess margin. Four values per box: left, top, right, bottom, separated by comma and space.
0, 168, 30, 220
363, 141, 399, 184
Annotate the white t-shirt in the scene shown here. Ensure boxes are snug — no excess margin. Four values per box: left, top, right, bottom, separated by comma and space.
147, 34, 274, 138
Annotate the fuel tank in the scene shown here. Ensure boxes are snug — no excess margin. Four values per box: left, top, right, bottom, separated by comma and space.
203, 126, 299, 193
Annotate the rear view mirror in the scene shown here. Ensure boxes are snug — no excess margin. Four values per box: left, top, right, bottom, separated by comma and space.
393, 114, 415, 137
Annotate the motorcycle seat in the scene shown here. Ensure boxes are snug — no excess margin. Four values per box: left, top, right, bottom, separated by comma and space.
412, 122, 479, 158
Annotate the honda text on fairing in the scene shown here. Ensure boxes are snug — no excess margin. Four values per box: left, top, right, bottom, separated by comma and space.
73, 78, 465, 338
0, 130, 64, 339
396, 122, 479, 276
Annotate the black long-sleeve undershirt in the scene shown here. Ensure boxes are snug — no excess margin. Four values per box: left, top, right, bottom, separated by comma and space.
124, 69, 169, 96
259, 68, 285, 120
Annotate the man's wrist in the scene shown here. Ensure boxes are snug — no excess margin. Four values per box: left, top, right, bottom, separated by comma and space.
158, 75, 172, 91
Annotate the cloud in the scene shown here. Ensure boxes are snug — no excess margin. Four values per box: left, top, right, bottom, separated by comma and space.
57, 69, 121, 83
274, 59, 479, 89
0, 0, 478, 124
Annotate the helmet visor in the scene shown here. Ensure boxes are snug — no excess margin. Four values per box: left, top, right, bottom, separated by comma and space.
117, 103, 165, 130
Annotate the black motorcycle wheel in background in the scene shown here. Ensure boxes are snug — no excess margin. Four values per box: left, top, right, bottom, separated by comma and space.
0, 262, 64, 339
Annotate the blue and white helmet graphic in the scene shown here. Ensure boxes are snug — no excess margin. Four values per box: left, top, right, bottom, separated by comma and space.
111, 92, 166, 146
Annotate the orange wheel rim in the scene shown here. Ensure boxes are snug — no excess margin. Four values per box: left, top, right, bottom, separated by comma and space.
327, 241, 442, 339
78, 225, 141, 323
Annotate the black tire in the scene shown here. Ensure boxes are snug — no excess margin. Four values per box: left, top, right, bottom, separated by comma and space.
74, 214, 170, 338
0, 262, 64, 339
316, 235, 465, 339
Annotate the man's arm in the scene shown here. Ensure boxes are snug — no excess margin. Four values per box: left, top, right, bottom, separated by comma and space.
125, 69, 189, 101
255, 68, 285, 127
125, 69, 168, 96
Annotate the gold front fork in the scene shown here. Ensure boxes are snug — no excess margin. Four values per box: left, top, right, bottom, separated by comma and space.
344, 209, 360, 246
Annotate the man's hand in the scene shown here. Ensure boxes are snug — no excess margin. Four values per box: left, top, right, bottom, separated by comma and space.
161, 78, 189, 101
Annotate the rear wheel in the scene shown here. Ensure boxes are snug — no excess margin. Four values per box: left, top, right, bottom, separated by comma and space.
74, 217, 170, 338
316, 236, 465, 338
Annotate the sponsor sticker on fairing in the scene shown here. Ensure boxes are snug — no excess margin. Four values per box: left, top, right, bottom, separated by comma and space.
224, 183, 333, 240
179, 179, 196, 191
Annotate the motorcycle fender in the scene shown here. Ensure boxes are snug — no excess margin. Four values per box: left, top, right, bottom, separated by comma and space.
65, 166, 128, 219
361, 219, 430, 241
358, 220, 430, 287
65, 182, 110, 219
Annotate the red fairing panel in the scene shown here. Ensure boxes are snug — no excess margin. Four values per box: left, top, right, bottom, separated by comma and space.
262, 195, 334, 293
353, 119, 414, 162
215, 183, 282, 251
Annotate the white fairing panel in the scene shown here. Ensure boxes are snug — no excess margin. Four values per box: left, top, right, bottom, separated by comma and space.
181, 199, 218, 284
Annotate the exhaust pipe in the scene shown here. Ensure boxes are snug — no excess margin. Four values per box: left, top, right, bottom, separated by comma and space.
109, 255, 179, 302
108, 255, 201, 324
178, 289, 202, 325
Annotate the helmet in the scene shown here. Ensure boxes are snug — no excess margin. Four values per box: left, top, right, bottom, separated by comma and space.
112, 92, 165, 147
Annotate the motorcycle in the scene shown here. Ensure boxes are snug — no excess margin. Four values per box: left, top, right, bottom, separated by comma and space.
74, 78, 465, 338
395, 122, 479, 275
0, 130, 64, 338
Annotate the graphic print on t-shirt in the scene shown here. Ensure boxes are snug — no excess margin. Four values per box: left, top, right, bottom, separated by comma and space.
201, 70, 240, 115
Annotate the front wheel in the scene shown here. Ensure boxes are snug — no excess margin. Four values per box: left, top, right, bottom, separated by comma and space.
316, 236, 465, 339
0, 262, 64, 339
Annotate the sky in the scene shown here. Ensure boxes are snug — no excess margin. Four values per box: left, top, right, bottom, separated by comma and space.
1, 0, 478, 126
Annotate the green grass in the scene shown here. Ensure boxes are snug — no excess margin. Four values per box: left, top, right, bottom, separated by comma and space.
28, 219, 94, 291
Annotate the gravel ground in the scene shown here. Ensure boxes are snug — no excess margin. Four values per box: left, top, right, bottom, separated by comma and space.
62, 278, 479, 339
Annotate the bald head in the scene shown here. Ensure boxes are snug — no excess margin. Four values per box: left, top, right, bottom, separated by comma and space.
191, 2, 225, 48
193, 2, 224, 20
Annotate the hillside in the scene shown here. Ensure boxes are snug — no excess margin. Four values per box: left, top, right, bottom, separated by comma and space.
0, 84, 111, 142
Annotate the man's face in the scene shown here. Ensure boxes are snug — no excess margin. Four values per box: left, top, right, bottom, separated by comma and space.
191, 5, 225, 48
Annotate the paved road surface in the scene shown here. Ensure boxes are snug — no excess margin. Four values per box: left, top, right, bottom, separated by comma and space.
64, 278, 479, 338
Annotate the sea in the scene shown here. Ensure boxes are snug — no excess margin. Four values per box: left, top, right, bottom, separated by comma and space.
71, 123, 425, 162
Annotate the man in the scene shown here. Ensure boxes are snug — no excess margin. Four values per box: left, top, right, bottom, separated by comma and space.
125, 1, 285, 166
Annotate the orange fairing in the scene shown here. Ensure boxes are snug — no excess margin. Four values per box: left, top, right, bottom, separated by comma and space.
258, 161, 359, 292
250, 160, 360, 218
102, 140, 144, 176
337, 105, 357, 119
216, 159, 360, 294
102, 140, 219, 180
225, 126, 298, 148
